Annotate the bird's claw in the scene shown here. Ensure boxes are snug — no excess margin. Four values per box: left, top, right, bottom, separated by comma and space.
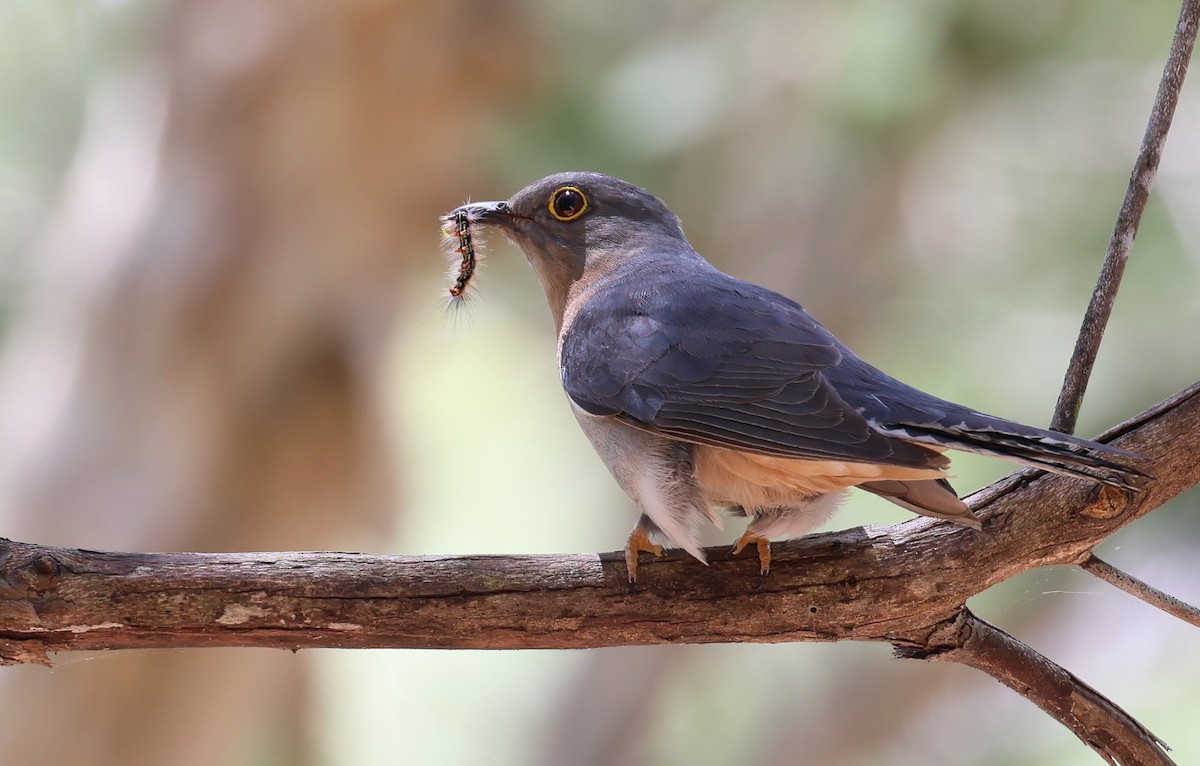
625, 528, 665, 582
732, 531, 771, 575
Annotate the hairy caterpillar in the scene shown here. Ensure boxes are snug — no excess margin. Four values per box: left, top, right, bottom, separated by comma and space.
440, 208, 480, 301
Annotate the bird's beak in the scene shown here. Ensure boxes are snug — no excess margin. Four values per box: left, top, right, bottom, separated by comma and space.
446, 200, 517, 229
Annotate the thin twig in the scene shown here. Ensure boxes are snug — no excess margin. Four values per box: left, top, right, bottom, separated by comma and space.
1081, 553, 1200, 629
1051, 0, 1200, 435
901, 609, 1174, 766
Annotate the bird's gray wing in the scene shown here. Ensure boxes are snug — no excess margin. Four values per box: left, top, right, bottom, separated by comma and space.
560, 270, 945, 470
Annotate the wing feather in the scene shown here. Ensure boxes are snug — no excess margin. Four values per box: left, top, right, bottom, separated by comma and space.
561, 268, 945, 470
559, 256, 1144, 490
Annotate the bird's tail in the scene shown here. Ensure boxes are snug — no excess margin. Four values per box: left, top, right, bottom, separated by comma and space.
881, 412, 1148, 491
829, 354, 1148, 490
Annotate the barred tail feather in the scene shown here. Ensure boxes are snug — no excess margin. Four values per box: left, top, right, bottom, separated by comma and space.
884, 420, 1149, 491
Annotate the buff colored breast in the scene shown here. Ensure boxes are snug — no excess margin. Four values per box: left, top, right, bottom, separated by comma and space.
692, 444, 949, 509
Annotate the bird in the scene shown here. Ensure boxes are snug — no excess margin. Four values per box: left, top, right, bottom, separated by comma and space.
444, 172, 1145, 581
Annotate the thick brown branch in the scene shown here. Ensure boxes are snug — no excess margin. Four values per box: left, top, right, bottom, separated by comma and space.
1081, 554, 1200, 629
0, 393, 1192, 766
1051, 0, 1200, 434
0, 397, 1194, 765
0, 387, 1195, 654
902, 609, 1173, 766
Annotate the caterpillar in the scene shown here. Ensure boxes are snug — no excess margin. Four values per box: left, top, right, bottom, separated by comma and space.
441, 208, 479, 301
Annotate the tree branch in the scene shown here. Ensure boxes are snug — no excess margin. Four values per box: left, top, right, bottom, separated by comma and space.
1081, 554, 1200, 629
1051, 0, 1200, 434
1, 382, 1197, 763
901, 609, 1172, 766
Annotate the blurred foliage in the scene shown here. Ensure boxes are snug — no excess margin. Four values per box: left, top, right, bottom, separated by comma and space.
1, 1, 1197, 765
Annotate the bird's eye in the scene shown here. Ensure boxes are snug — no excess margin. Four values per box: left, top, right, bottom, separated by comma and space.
548, 186, 588, 221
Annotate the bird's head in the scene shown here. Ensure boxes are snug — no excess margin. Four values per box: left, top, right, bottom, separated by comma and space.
448, 172, 690, 327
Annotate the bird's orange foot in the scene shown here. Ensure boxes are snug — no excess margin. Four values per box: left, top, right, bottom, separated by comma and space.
624, 528, 664, 582
732, 530, 771, 575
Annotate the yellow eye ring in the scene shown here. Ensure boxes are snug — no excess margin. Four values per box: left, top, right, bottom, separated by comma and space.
548, 186, 588, 221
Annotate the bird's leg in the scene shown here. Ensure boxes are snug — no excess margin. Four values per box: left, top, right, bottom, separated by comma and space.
624, 514, 665, 582
731, 529, 771, 575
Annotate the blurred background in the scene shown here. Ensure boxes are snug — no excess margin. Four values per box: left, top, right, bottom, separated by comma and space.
0, 0, 1197, 764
